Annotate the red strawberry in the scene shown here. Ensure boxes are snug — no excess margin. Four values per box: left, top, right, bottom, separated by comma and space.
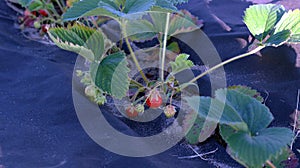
126, 105, 138, 118
41, 24, 49, 33
38, 9, 48, 17
146, 89, 163, 109
31, 11, 37, 16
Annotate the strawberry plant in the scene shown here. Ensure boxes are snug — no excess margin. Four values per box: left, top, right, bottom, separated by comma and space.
47, 1, 300, 168
48, 0, 200, 107
13, 0, 80, 36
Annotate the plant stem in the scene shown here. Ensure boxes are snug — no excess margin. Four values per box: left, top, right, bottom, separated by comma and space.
131, 88, 145, 102
130, 78, 144, 88
90, 17, 99, 29
291, 130, 300, 150
39, 17, 61, 24
292, 89, 300, 134
183, 45, 265, 88
122, 21, 149, 83
169, 89, 175, 105
266, 160, 276, 168
291, 89, 300, 150
161, 13, 170, 82
54, 0, 64, 13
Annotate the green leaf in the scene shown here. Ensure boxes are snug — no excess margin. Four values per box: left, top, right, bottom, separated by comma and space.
267, 147, 295, 168
62, 0, 118, 21
243, 4, 285, 42
167, 42, 180, 53
18, 0, 33, 7
274, 9, 300, 43
220, 125, 293, 168
125, 19, 156, 42
98, 1, 123, 16
215, 89, 273, 134
48, 24, 105, 61
114, 0, 126, 7
153, 0, 189, 10
185, 96, 246, 128
153, 0, 177, 11
63, 0, 157, 21
94, 52, 130, 99
265, 29, 291, 47
149, 12, 166, 33
170, 54, 194, 74
123, 0, 155, 14
228, 85, 264, 103
169, 10, 202, 35
183, 110, 217, 144
125, 10, 201, 42
150, 11, 202, 36
186, 89, 274, 133
27, 0, 43, 11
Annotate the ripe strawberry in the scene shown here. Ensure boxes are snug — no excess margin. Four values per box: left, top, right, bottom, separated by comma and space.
38, 9, 48, 17
146, 89, 163, 109
164, 105, 176, 118
41, 24, 49, 33
126, 105, 138, 118
31, 11, 37, 16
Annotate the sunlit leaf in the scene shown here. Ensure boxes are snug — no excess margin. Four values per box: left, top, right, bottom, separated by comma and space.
244, 4, 285, 41
170, 54, 194, 74
274, 9, 300, 43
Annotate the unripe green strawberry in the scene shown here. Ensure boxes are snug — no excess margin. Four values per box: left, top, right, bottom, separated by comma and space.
95, 95, 106, 105
164, 105, 176, 118
135, 104, 145, 114
76, 70, 84, 77
85, 85, 96, 97
34, 21, 41, 29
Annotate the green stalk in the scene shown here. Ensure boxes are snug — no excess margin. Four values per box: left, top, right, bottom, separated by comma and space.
122, 21, 149, 83
181, 45, 265, 89
130, 78, 145, 88
54, 0, 64, 13
161, 13, 171, 82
